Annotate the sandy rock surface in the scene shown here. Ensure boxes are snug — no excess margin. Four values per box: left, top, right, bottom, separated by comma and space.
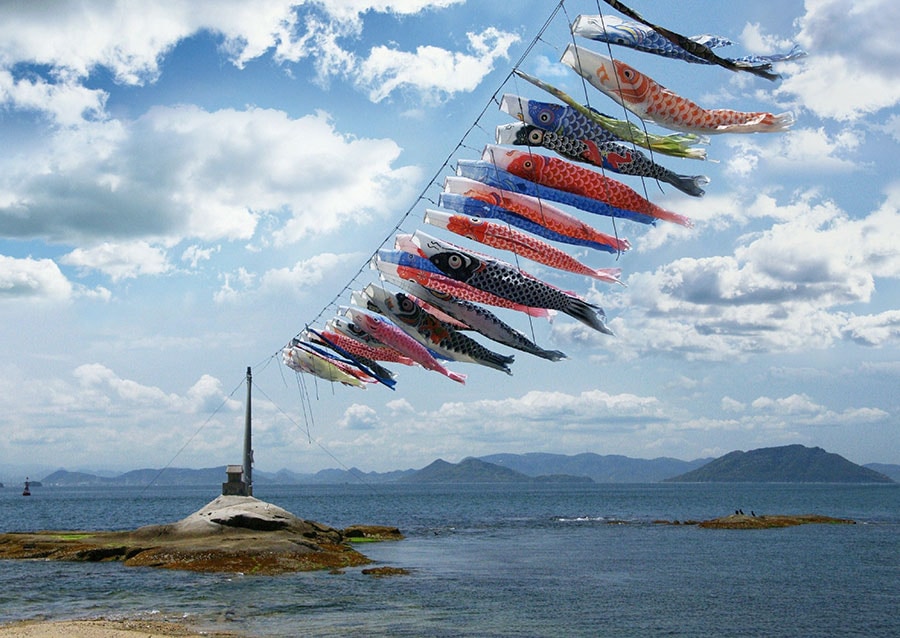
0, 619, 238, 638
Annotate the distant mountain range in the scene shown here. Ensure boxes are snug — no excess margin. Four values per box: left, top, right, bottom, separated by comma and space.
399, 458, 593, 484
480, 452, 709, 483
25, 445, 898, 487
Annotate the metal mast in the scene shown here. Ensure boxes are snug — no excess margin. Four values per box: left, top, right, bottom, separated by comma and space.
243, 366, 253, 496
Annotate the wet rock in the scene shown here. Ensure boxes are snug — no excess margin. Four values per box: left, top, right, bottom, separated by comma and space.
362, 566, 410, 577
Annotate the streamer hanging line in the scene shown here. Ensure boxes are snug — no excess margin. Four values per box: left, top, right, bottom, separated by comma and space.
276, 0, 797, 394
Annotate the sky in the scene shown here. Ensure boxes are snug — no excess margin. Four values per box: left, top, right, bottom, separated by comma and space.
1, 0, 899, 481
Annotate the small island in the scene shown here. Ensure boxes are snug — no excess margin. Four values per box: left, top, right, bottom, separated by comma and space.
697, 512, 855, 529
0, 495, 401, 575
653, 512, 856, 529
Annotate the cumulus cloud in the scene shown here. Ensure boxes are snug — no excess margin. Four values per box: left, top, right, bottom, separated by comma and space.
60, 241, 172, 282
181, 244, 219, 268
0, 107, 419, 248
782, 0, 900, 120
0, 70, 108, 126
216, 251, 363, 302
749, 392, 888, 425
262, 251, 365, 295
841, 310, 900, 346
356, 27, 519, 103
431, 389, 666, 427
0, 0, 509, 125
722, 126, 863, 179
338, 403, 380, 430
0, 363, 246, 469
70, 363, 248, 417
589, 186, 900, 359
0, 1, 306, 85
0, 255, 73, 302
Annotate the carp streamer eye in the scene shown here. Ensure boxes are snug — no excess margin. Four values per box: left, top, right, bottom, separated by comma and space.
528, 129, 543, 144
399, 296, 415, 313
537, 109, 553, 124
447, 253, 464, 269
522, 159, 534, 170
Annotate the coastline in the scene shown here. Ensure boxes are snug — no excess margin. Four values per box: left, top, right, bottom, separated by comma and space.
0, 618, 240, 638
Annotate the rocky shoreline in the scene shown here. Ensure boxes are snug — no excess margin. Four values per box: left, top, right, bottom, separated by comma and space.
0, 495, 402, 575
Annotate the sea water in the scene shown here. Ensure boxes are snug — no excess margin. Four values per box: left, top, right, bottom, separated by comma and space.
0, 482, 897, 637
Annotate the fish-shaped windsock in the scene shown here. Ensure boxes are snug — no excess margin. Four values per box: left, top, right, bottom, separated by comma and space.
496, 120, 708, 198
305, 329, 398, 389
596, 0, 797, 81
561, 44, 794, 135
457, 159, 657, 226
508, 72, 708, 159
443, 177, 630, 253
424, 209, 623, 285
484, 145, 692, 227
440, 192, 618, 255
354, 283, 515, 375
282, 342, 372, 388
410, 231, 613, 335
380, 276, 567, 362
343, 306, 467, 385
325, 316, 417, 366
374, 248, 551, 319
572, 14, 806, 69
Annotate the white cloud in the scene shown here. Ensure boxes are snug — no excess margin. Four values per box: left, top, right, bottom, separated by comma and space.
841, 310, 900, 346
597, 185, 900, 360
0, 0, 504, 125
0, 106, 420, 249
356, 27, 519, 103
0, 1, 306, 85
749, 392, 888, 425
214, 267, 257, 304
739, 23, 799, 55
338, 403, 380, 430
883, 114, 900, 143
0, 364, 245, 470
0, 69, 107, 127
181, 244, 219, 268
782, 0, 900, 120
215, 251, 364, 303
60, 241, 171, 282
0, 255, 73, 302
74, 363, 179, 407
260, 252, 364, 295
722, 127, 863, 179
432, 389, 666, 426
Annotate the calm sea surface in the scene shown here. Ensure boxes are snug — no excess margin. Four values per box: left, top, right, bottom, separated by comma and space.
1, 482, 898, 637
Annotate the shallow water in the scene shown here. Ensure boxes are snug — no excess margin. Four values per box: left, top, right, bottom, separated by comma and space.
1, 483, 898, 637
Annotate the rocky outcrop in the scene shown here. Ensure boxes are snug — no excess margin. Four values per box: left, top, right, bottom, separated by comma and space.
0, 495, 378, 575
697, 513, 855, 529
